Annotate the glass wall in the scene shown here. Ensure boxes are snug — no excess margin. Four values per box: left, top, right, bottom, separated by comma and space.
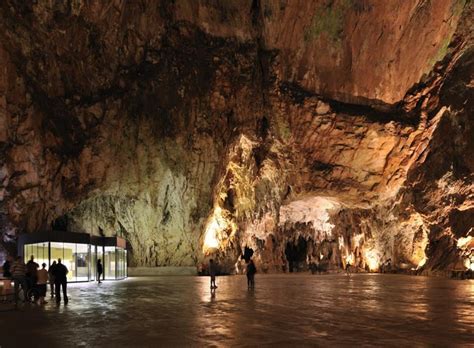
22, 240, 126, 282
63, 242, 76, 281
103, 247, 127, 280
117, 249, 127, 279
76, 244, 90, 281
91, 245, 97, 281
26, 242, 91, 282
50, 242, 64, 266
104, 246, 116, 280
24, 242, 48, 267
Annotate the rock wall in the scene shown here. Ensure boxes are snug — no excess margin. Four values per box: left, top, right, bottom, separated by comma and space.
0, 0, 472, 275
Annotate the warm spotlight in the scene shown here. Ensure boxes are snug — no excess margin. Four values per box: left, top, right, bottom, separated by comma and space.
364, 250, 380, 271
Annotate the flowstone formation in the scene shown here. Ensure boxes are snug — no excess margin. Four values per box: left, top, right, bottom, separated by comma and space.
0, 0, 472, 276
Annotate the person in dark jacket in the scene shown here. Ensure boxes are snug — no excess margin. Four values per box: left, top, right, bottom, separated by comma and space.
53, 258, 69, 304
2, 256, 12, 278
246, 259, 257, 290
26, 255, 39, 292
209, 259, 218, 289
97, 259, 103, 283
48, 260, 57, 298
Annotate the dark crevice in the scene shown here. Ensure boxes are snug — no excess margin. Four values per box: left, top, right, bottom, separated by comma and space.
285, 237, 308, 272
311, 160, 339, 173
279, 81, 420, 126
51, 215, 69, 231
252, 144, 269, 170
223, 189, 236, 214
257, 116, 269, 139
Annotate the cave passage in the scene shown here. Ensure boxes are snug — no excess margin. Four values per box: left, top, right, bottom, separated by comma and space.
285, 237, 308, 272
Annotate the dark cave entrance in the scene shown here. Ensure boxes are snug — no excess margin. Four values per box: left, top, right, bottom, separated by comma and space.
223, 188, 236, 213
51, 215, 69, 231
285, 237, 307, 272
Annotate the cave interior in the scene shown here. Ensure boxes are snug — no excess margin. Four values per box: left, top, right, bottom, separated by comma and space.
0, 0, 473, 278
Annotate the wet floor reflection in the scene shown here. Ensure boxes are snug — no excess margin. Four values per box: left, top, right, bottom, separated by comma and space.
0, 274, 473, 346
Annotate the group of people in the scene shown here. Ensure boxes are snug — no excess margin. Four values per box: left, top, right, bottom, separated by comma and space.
208, 258, 257, 290
4, 254, 254, 302
2, 255, 105, 305
3, 255, 69, 304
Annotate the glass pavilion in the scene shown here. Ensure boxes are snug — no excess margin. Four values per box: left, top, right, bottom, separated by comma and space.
18, 231, 127, 282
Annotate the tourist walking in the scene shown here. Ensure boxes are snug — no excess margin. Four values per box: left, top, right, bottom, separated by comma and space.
97, 259, 103, 283
36, 263, 49, 305
246, 259, 257, 290
209, 259, 218, 289
48, 260, 57, 298
10, 256, 27, 304
53, 258, 69, 304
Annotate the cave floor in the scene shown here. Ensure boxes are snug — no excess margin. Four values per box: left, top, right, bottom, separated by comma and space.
0, 274, 473, 347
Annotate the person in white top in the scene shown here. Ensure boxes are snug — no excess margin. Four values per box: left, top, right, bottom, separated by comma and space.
36, 263, 49, 305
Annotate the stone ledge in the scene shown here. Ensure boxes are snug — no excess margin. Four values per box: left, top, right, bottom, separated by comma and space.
127, 267, 197, 276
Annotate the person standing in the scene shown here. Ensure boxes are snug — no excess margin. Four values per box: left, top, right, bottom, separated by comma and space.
26, 255, 39, 292
10, 256, 27, 304
53, 258, 69, 304
246, 259, 257, 290
1, 256, 13, 299
48, 260, 57, 298
209, 259, 217, 289
36, 263, 49, 305
2, 256, 11, 278
97, 259, 103, 283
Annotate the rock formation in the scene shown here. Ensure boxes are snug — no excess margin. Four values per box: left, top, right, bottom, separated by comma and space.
0, 0, 472, 276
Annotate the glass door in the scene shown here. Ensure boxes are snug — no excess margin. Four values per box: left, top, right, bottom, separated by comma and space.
75, 244, 90, 282
104, 246, 116, 279
90, 245, 96, 282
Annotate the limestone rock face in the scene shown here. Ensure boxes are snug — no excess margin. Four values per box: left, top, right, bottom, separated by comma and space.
0, 0, 472, 275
